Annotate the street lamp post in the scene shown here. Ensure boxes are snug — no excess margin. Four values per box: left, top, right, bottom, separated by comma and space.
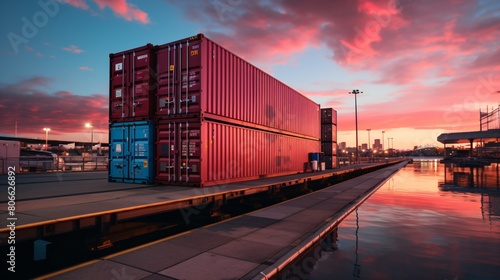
349, 89, 362, 164
43, 128, 50, 151
85, 123, 93, 153
388, 137, 393, 156
382, 131, 385, 153
367, 129, 371, 158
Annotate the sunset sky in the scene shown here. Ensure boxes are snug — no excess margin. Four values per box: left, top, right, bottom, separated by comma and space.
1, 0, 499, 149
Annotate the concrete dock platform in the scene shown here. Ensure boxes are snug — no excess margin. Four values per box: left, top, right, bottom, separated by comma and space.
0, 162, 390, 244
39, 162, 406, 280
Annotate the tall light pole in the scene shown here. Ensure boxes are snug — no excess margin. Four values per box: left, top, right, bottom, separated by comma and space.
85, 123, 93, 153
388, 137, 393, 156
382, 131, 385, 153
367, 129, 371, 155
349, 89, 362, 163
43, 128, 50, 151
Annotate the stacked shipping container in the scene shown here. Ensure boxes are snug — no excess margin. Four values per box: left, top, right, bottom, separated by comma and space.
109, 34, 322, 187
156, 119, 319, 187
155, 34, 319, 138
109, 44, 157, 121
109, 45, 157, 184
321, 108, 338, 169
154, 34, 320, 186
109, 121, 155, 184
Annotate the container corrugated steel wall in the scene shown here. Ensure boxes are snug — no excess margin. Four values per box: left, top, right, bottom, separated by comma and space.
321, 124, 337, 143
109, 44, 156, 122
156, 34, 320, 139
321, 108, 337, 125
320, 108, 338, 169
321, 142, 337, 155
109, 120, 155, 184
156, 118, 319, 187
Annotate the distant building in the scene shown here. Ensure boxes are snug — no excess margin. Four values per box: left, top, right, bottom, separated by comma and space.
339, 142, 346, 150
373, 139, 382, 151
361, 143, 368, 151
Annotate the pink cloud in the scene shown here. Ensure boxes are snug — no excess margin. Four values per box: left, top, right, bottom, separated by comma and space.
303, 66, 500, 133
62, 0, 150, 24
170, 0, 499, 82
169, 0, 499, 138
0, 77, 108, 137
93, 0, 150, 23
63, 45, 84, 54
60, 0, 89, 9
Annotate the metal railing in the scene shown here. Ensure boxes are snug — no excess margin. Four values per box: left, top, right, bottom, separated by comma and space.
0, 156, 108, 174
338, 156, 393, 166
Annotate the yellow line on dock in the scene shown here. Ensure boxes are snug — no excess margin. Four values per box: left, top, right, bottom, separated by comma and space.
102, 229, 194, 260
33, 229, 195, 279
33, 259, 100, 280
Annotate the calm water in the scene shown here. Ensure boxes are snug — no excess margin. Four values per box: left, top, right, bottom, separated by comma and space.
280, 160, 500, 280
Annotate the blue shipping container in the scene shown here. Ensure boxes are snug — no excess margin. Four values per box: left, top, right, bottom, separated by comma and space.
109, 120, 155, 184
308, 152, 322, 162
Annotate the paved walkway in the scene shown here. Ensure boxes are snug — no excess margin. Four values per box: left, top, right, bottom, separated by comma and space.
0, 162, 382, 230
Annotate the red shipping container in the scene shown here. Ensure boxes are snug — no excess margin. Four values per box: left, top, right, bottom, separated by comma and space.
156, 118, 320, 187
321, 108, 337, 125
156, 34, 320, 139
109, 44, 156, 122
321, 124, 337, 143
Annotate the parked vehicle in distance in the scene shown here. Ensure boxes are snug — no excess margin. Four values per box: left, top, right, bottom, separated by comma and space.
20, 149, 59, 171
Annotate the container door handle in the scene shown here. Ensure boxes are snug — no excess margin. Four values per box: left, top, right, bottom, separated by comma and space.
173, 44, 177, 115
183, 40, 189, 115
178, 43, 182, 114
121, 54, 125, 118
185, 121, 189, 182
132, 51, 136, 117
167, 45, 171, 115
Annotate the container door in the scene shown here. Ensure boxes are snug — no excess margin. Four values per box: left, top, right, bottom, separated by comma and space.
156, 121, 177, 182
109, 124, 130, 179
157, 45, 179, 116
130, 49, 153, 118
157, 38, 202, 118
179, 40, 202, 116
110, 54, 129, 120
129, 123, 152, 181
179, 121, 202, 184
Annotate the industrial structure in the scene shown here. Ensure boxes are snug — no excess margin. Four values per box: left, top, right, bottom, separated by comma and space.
108, 34, 336, 187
